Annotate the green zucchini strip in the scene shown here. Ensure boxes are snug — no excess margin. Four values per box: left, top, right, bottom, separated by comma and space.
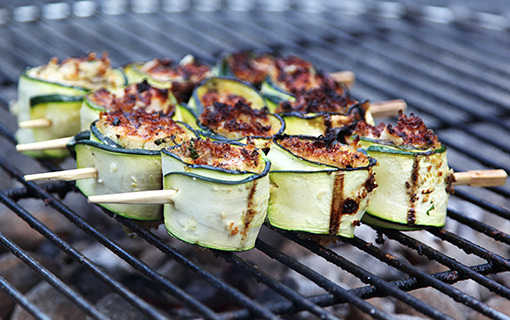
161, 146, 271, 251
357, 137, 452, 228
15, 67, 126, 158
266, 137, 377, 238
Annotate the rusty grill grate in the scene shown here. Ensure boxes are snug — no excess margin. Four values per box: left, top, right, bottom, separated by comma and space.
0, 1, 509, 319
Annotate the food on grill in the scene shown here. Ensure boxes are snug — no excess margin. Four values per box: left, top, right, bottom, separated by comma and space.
213, 50, 275, 88
351, 112, 454, 228
187, 77, 284, 147
161, 139, 270, 251
124, 55, 211, 103
266, 135, 377, 237
14, 52, 126, 158
80, 80, 180, 131
68, 109, 198, 220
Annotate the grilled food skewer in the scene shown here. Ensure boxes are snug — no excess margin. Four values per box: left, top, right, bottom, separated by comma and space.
329, 70, 355, 87
83, 169, 507, 205
16, 136, 73, 152
24, 168, 98, 181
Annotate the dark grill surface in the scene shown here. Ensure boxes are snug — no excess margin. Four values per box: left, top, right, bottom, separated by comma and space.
0, 1, 509, 319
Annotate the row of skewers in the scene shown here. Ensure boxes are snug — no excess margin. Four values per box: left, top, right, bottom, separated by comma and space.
15, 51, 507, 251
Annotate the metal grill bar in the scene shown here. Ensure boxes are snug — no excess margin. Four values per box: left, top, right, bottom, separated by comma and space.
343, 236, 510, 320
0, 276, 50, 320
378, 227, 510, 299
0, 157, 218, 320
214, 250, 342, 320
254, 239, 393, 320
0, 214, 109, 320
109, 213, 280, 320
0, 1, 508, 319
277, 229, 456, 320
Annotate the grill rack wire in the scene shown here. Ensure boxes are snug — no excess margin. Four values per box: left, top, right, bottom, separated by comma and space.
0, 1, 509, 319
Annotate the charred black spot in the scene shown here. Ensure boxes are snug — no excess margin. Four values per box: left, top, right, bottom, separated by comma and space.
136, 80, 151, 93
342, 198, 359, 214
112, 117, 121, 126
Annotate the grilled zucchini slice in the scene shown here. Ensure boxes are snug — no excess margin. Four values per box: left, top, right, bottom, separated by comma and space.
162, 140, 271, 251
14, 54, 126, 158
266, 136, 377, 238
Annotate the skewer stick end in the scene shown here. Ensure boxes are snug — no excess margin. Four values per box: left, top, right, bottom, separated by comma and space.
16, 136, 73, 152
88, 189, 178, 205
329, 71, 355, 87
453, 169, 507, 187
18, 118, 52, 129
24, 168, 98, 182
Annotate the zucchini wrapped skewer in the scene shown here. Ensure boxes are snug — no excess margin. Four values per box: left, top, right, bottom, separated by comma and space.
14, 52, 126, 158
351, 112, 507, 229
17, 81, 182, 153
124, 55, 211, 103
80, 80, 180, 131
90, 139, 271, 251
266, 135, 377, 238
214, 50, 405, 118
187, 77, 285, 148
26, 108, 198, 221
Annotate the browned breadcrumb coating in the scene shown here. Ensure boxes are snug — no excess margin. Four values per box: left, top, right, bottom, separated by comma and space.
275, 84, 358, 114
96, 108, 189, 150
278, 136, 371, 169
139, 58, 210, 103
29, 52, 121, 90
353, 111, 442, 150
199, 91, 277, 139
89, 81, 175, 115
227, 51, 275, 87
171, 139, 264, 173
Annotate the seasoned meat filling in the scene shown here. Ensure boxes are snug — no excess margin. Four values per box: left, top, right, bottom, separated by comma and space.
353, 111, 442, 150
96, 109, 190, 150
139, 56, 211, 103
199, 91, 278, 139
28, 52, 122, 90
278, 136, 371, 169
171, 139, 264, 173
89, 81, 175, 115
276, 85, 358, 114
226, 51, 275, 87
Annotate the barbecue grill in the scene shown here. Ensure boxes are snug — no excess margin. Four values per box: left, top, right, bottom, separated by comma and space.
0, 0, 509, 319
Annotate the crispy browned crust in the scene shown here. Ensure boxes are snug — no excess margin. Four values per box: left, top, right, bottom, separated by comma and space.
89, 81, 174, 114
171, 139, 264, 173
227, 51, 274, 87
278, 136, 371, 169
97, 108, 187, 146
140, 58, 210, 103
275, 84, 357, 114
353, 111, 442, 150
199, 92, 276, 138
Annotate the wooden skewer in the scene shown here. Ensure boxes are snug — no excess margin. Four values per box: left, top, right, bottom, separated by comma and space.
370, 99, 407, 118
18, 118, 52, 129
86, 170, 507, 205
88, 189, 178, 204
453, 170, 507, 187
16, 136, 73, 152
329, 71, 355, 87
24, 168, 98, 182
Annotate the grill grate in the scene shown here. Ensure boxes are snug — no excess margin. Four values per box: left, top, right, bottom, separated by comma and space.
0, 1, 509, 319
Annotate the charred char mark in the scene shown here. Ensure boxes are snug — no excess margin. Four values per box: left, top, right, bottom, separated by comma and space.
364, 172, 378, 193
241, 181, 258, 240
329, 173, 345, 235
407, 155, 420, 225
343, 198, 359, 214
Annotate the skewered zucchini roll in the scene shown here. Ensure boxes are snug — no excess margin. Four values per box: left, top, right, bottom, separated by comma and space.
162, 139, 271, 251
70, 108, 197, 220
213, 50, 275, 88
187, 77, 284, 148
352, 112, 454, 229
266, 135, 377, 237
14, 52, 126, 158
80, 80, 180, 131
124, 55, 211, 103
